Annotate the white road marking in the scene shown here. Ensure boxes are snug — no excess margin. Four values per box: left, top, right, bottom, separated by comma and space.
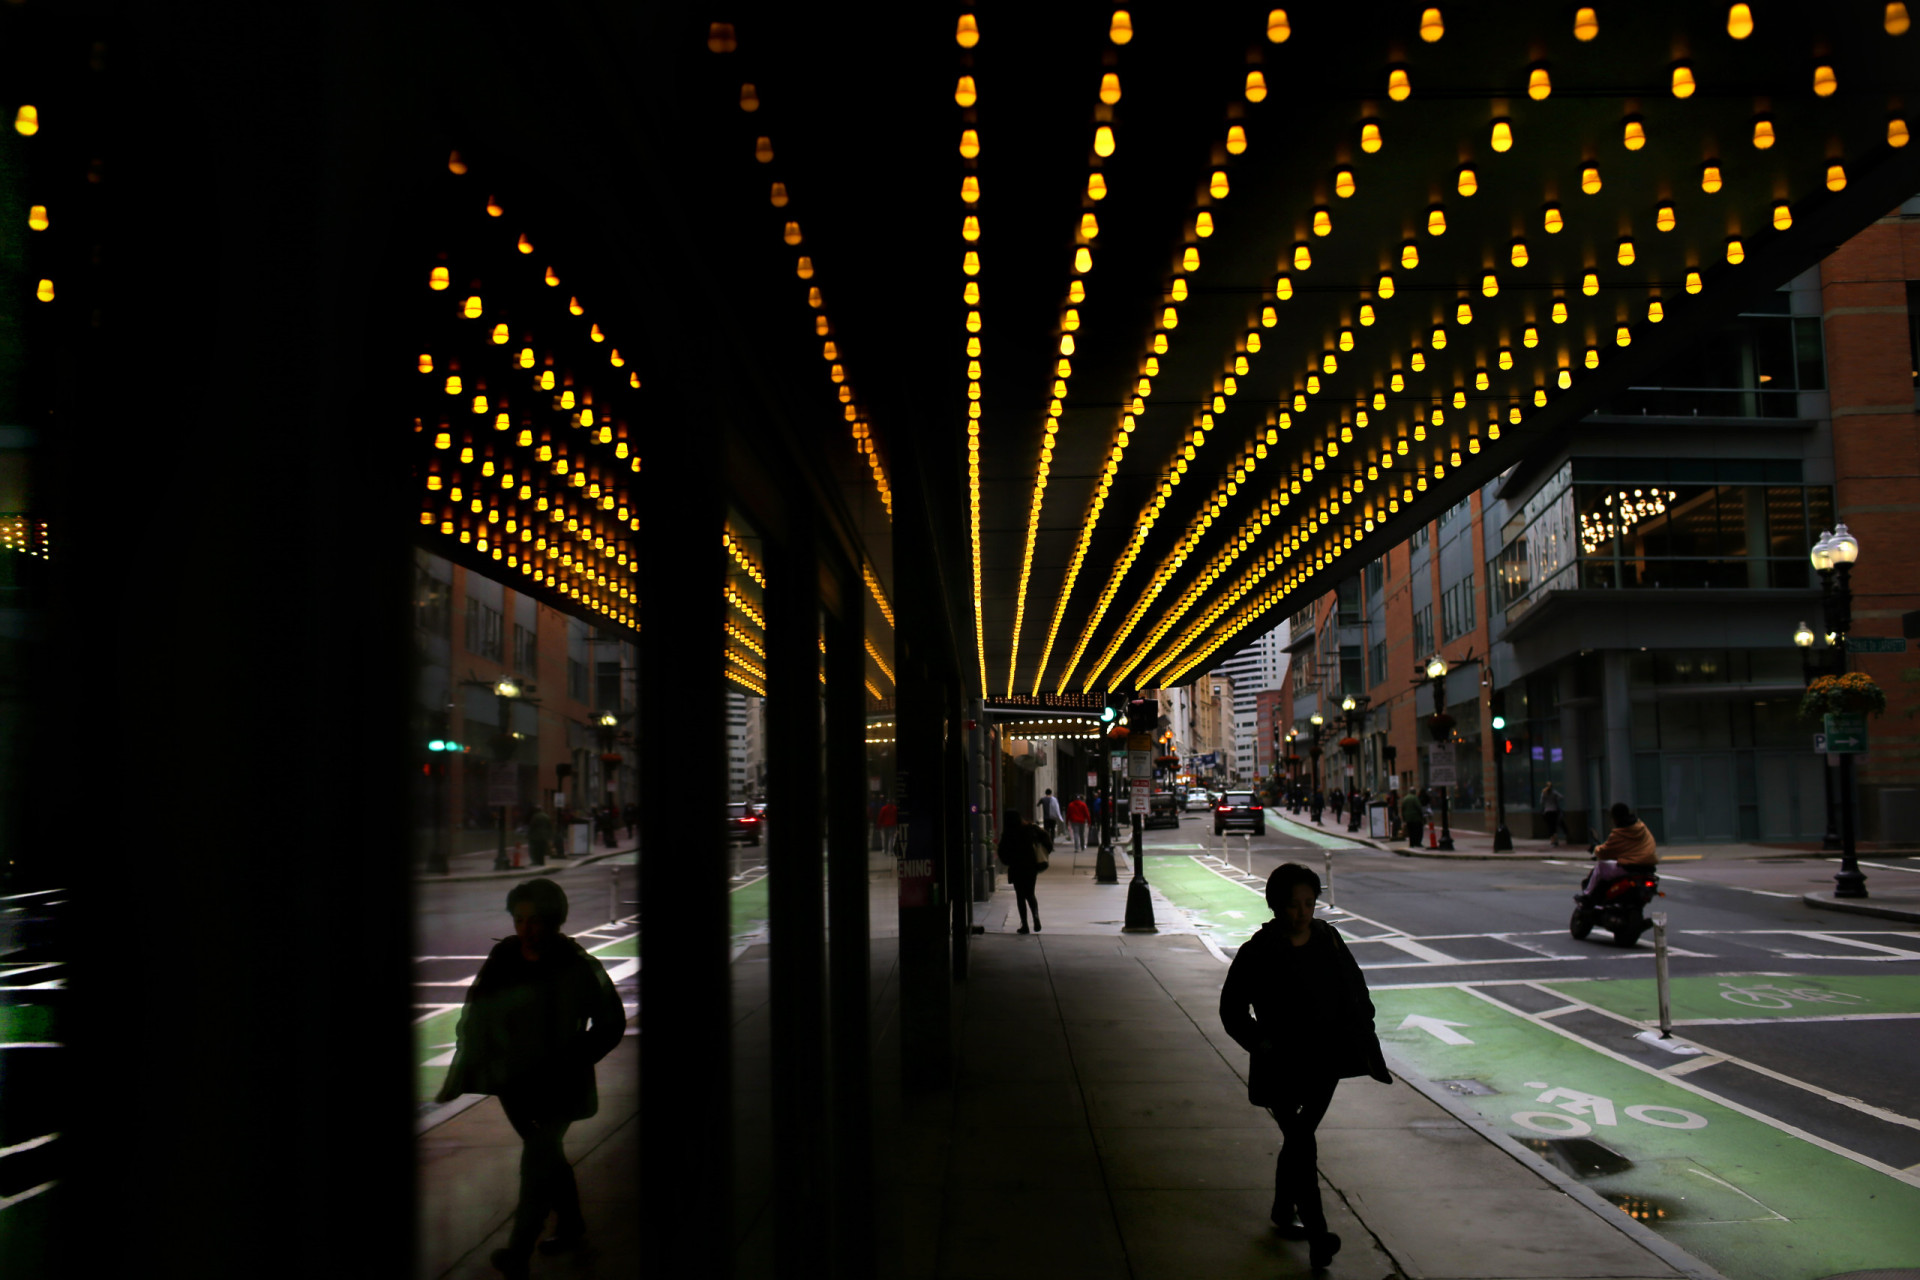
1462, 985, 1920, 1189
0, 888, 62, 900
1658, 873, 1800, 898
0, 1132, 55, 1159
0, 1181, 55, 1211
0, 1042, 61, 1049
1523, 983, 1920, 1137
602, 959, 639, 982
1378, 936, 1460, 964
1669, 1011, 1920, 1026
1664, 1055, 1726, 1078
0, 963, 59, 977
414, 956, 490, 961
1794, 931, 1920, 958
1536, 1004, 1585, 1018
1399, 1014, 1475, 1044
1843, 859, 1920, 875
1687, 1166, 1788, 1222
412, 977, 477, 988
1, 979, 63, 990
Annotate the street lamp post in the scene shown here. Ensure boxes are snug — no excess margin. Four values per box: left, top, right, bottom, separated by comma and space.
1794, 619, 1843, 853
596, 710, 621, 848
1812, 526, 1868, 899
1308, 711, 1325, 820
1425, 654, 1454, 851
1285, 728, 1300, 812
1490, 714, 1513, 851
1342, 694, 1370, 833
490, 676, 523, 871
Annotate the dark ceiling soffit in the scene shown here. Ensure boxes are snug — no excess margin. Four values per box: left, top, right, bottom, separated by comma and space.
1176, 145, 1920, 690
1497, 415, 1820, 503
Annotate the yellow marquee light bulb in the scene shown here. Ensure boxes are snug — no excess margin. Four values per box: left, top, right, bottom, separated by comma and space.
1552, 301, 1568, 323
1616, 326, 1632, 347
959, 129, 980, 159
1528, 67, 1552, 101
1359, 304, 1376, 326
1455, 303, 1472, 325
1617, 240, 1636, 266
1535, 388, 1548, 406
1656, 205, 1676, 232
1544, 206, 1564, 233
1648, 299, 1665, 322
1457, 167, 1478, 197
1499, 349, 1514, 369
1891, 118, 1911, 147
1294, 245, 1311, 270
428, 266, 449, 291
1890, 2, 1913, 34
961, 176, 980, 203
1672, 65, 1696, 98
1428, 208, 1447, 235
1334, 168, 1355, 198
1411, 351, 1427, 371
1559, 369, 1573, 388
955, 76, 978, 107
1262, 306, 1278, 327
1728, 3, 1754, 37
445, 374, 463, 394
956, 13, 979, 47
1574, 7, 1599, 39
1390, 373, 1404, 391
27, 204, 48, 231
1097, 72, 1122, 105
1196, 211, 1215, 237
1185, 246, 1202, 271
1827, 163, 1847, 192
569, 297, 584, 315
1511, 241, 1530, 267
961, 217, 980, 242
1246, 71, 1269, 103
14, 104, 39, 135
1389, 69, 1411, 101
418, 353, 434, 373
1324, 352, 1338, 372
1773, 203, 1792, 230
1623, 120, 1646, 150
1111, 9, 1134, 42
1752, 119, 1775, 149
1585, 348, 1600, 368
1361, 122, 1383, 152
1726, 237, 1745, 263
1813, 65, 1837, 97
1082, 212, 1101, 238
1210, 170, 1231, 199
1581, 166, 1602, 195
1094, 125, 1116, 157
1401, 244, 1419, 268
1482, 273, 1498, 297
490, 323, 509, 344
1492, 120, 1513, 152
1379, 273, 1395, 298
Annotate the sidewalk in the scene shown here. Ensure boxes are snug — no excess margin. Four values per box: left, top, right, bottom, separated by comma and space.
936, 856, 1718, 1280
414, 829, 639, 883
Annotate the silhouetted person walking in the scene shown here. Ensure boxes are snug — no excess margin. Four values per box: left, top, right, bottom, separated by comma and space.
1037, 788, 1063, 840
1220, 863, 1391, 1271
1401, 790, 1424, 848
996, 808, 1046, 933
436, 879, 626, 1278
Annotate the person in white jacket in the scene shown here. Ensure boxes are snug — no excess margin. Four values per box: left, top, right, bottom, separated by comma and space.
1037, 789, 1063, 840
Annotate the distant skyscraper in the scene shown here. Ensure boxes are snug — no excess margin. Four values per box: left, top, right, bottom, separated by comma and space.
1210, 623, 1291, 782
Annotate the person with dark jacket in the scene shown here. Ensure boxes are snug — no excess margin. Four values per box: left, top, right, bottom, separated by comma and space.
436, 879, 626, 1277
526, 806, 555, 866
1309, 786, 1324, 824
1400, 790, 1424, 848
996, 808, 1046, 934
1329, 787, 1345, 823
1220, 863, 1391, 1270
1582, 802, 1657, 899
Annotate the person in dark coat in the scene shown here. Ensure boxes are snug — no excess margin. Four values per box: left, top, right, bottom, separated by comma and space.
526, 805, 555, 866
1401, 790, 1424, 848
1220, 863, 1390, 1271
435, 879, 626, 1277
995, 808, 1045, 934
1309, 786, 1324, 824
1329, 787, 1345, 822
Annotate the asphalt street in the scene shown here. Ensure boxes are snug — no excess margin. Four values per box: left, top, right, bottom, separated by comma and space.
1128, 807, 1920, 1280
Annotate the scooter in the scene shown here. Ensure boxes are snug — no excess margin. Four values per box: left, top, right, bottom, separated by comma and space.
1569, 856, 1661, 947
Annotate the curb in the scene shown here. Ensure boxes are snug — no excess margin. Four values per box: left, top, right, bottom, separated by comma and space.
1379, 1045, 1734, 1280
413, 845, 634, 884
1802, 891, 1920, 924
1274, 811, 1560, 860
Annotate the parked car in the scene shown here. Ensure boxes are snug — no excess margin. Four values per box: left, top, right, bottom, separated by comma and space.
1213, 790, 1264, 837
1185, 789, 1214, 812
1145, 790, 1183, 830
727, 802, 762, 846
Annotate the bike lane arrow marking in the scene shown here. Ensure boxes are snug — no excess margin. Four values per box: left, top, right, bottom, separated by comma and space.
1399, 1013, 1474, 1044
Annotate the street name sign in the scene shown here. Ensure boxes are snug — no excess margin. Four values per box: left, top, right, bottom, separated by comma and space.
1822, 713, 1868, 755
1847, 636, 1908, 654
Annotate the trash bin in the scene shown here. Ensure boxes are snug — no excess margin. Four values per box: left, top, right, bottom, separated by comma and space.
569, 820, 592, 857
1367, 801, 1388, 839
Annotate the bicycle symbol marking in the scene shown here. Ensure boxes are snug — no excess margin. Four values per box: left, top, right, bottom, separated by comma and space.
1509, 1085, 1708, 1137
1717, 981, 1866, 1010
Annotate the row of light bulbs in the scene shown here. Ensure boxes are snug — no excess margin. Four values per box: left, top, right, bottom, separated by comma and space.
713, 25, 896, 523
420, 159, 643, 631
1080, 3, 1888, 691
12, 107, 57, 305
953, 21, 991, 697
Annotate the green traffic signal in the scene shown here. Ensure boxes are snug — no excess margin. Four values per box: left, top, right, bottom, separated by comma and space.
1490, 716, 1506, 731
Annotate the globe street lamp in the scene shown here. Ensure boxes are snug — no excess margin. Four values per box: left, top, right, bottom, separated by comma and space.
1308, 711, 1325, 816
1490, 714, 1513, 851
596, 710, 623, 847
1341, 693, 1370, 833
491, 676, 523, 870
1424, 654, 1454, 850
1795, 621, 1842, 852
1812, 526, 1868, 898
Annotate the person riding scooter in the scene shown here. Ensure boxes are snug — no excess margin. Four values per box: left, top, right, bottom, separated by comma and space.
1582, 802, 1656, 900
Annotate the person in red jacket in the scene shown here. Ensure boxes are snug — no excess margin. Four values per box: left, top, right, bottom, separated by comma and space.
1065, 795, 1091, 850
877, 797, 899, 855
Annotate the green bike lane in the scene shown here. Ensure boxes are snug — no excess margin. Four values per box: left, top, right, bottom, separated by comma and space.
1143, 850, 1920, 1280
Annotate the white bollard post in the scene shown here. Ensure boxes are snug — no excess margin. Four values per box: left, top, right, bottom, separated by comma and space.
1243, 833, 1252, 878
1324, 847, 1336, 910
1652, 912, 1672, 1038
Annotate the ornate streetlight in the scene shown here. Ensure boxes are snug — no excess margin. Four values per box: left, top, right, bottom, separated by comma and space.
1341, 693, 1370, 833
1794, 621, 1842, 852
1308, 710, 1325, 812
1424, 653, 1455, 851
1812, 526, 1868, 898
490, 676, 523, 870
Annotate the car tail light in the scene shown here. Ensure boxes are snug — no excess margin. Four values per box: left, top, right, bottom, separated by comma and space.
1217, 804, 1229, 812
1250, 804, 1263, 811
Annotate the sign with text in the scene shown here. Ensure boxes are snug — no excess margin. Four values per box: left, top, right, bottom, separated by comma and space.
1087, 771, 1099, 790
1822, 713, 1868, 755
1426, 743, 1457, 787
1847, 636, 1908, 654
488, 764, 518, 807
1130, 779, 1150, 814
984, 693, 1108, 712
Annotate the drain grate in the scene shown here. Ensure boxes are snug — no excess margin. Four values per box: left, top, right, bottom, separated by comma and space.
1436, 1078, 1497, 1096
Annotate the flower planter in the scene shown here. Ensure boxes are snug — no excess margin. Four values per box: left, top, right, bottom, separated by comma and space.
1799, 672, 1886, 722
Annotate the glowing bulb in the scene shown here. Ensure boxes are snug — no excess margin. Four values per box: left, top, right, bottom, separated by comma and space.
1813, 65, 1837, 97
1826, 164, 1847, 192
1623, 120, 1646, 150
1457, 167, 1478, 197
14, 104, 39, 135
1491, 120, 1513, 152
1616, 326, 1631, 347
1361, 122, 1382, 152
1227, 125, 1247, 155
1094, 125, 1116, 157
1657, 205, 1676, 231
1389, 69, 1411, 101
1893, 118, 1912, 147
1726, 238, 1745, 264
1728, 4, 1753, 38
1529, 67, 1552, 100
1312, 209, 1330, 236
1294, 245, 1311, 270
1890, 3, 1913, 34
959, 130, 980, 159
1753, 119, 1775, 149
1672, 65, 1696, 98
1544, 206, 1564, 233
1268, 9, 1291, 41
1100, 73, 1121, 105
1111, 9, 1134, 42
1581, 166, 1602, 195
1617, 241, 1635, 265
1648, 299, 1665, 322
1335, 169, 1355, 198
1246, 71, 1269, 103
1401, 244, 1419, 268
1574, 7, 1598, 39
955, 76, 978, 107
1551, 301, 1568, 324
1482, 273, 1499, 297
1773, 203, 1792, 231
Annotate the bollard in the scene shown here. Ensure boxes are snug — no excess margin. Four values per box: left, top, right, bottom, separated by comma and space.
610, 865, 620, 926
1323, 847, 1336, 910
1652, 912, 1672, 1038
1243, 833, 1252, 878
